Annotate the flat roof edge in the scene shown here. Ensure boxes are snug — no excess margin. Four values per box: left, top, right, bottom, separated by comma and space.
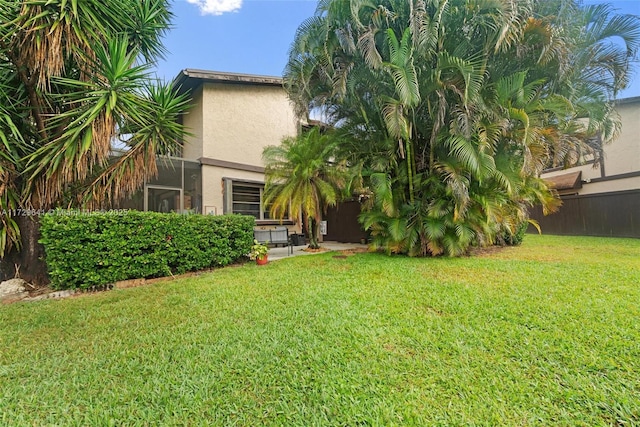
615, 95, 640, 105
177, 69, 283, 86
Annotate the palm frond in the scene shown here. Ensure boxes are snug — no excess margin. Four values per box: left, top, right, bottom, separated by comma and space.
385, 28, 420, 107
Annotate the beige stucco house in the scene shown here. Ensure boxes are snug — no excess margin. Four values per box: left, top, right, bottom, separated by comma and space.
126, 69, 301, 231
176, 69, 299, 220
532, 96, 640, 237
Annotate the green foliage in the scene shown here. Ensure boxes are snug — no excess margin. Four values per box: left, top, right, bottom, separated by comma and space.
263, 127, 355, 249
249, 239, 269, 260
499, 220, 530, 246
285, 0, 640, 257
0, 0, 188, 259
39, 211, 254, 289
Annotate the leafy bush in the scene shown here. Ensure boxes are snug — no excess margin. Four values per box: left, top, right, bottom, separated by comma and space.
500, 221, 530, 246
39, 211, 254, 289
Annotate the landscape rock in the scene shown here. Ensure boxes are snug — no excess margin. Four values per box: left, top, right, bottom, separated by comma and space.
0, 278, 30, 302
22, 289, 78, 302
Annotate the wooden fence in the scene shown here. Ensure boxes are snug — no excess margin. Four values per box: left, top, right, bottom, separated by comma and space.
528, 189, 640, 238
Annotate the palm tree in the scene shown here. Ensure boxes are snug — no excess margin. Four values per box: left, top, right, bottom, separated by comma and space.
0, 0, 189, 284
263, 128, 351, 249
284, 0, 639, 256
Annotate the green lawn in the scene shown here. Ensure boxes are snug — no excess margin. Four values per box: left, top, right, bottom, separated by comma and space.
1, 235, 639, 426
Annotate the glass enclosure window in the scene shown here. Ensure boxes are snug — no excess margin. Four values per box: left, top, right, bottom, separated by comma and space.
147, 158, 183, 188
109, 155, 201, 213
147, 188, 182, 213
183, 160, 202, 213
118, 191, 144, 211
145, 158, 202, 213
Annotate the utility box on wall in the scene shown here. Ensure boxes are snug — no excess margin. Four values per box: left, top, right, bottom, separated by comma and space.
319, 221, 327, 235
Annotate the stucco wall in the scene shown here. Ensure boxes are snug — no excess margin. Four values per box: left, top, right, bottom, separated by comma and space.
181, 88, 204, 160
176, 76, 299, 226
200, 82, 298, 166
579, 176, 640, 195
604, 100, 640, 176
200, 166, 302, 233
201, 166, 262, 216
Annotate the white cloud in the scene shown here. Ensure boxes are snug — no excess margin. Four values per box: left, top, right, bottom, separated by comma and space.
186, 0, 243, 16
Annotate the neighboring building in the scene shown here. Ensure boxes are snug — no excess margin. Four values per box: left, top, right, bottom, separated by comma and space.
176, 69, 300, 223
531, 96, 640, 237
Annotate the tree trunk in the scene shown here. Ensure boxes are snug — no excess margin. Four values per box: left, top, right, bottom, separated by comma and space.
308, 217, 320, 249
0, 216, 49, 287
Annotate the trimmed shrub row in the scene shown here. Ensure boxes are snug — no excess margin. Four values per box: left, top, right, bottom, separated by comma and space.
39, 211, 255, 290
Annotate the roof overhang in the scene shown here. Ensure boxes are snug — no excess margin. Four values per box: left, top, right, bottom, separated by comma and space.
172, 69, 284, 96
545, 171, 583, 192
615, 95, 640, 106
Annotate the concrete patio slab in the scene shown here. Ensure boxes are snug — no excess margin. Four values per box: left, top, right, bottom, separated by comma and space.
267, 241, 368, 261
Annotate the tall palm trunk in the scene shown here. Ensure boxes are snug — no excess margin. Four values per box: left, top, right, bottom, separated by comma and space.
406, 138, 415, 204
308, 217, 320, 249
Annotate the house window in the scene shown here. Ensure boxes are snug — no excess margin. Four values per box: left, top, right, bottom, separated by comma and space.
229, 181, 271, 220
232, 183, 266, 219
223, 178, 291, 222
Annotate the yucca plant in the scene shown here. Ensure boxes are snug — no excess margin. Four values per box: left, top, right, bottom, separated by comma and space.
0, 0, 190, 284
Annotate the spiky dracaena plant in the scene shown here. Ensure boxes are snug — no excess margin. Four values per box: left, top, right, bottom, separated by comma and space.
0, 0, 190, 283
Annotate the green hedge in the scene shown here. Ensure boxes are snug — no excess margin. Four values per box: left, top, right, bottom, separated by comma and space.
40, 211, 255, 290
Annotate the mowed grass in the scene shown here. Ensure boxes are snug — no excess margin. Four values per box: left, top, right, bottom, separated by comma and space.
1, 235, 639, 426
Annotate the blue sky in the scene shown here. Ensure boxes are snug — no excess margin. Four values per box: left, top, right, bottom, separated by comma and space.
154, 0, 317, 80
154, 0, 640, 99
